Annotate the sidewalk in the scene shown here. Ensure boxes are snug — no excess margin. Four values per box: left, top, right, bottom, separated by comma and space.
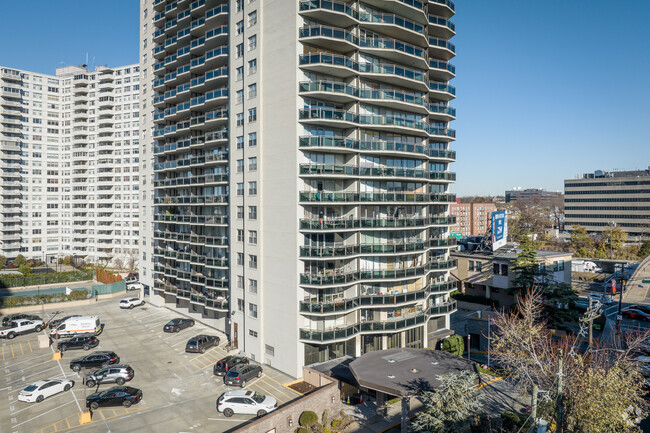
623, 257, 650, 304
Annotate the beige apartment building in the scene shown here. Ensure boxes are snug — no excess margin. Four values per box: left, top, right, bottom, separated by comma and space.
140, 0, 459, 377
565, 168, 650, 242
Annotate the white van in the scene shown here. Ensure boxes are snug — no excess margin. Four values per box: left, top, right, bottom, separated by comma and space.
50, 316, 101, 339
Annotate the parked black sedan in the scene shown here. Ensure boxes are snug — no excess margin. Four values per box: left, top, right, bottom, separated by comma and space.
57, 336, 100, 352
213, 355, 249, 376
86, 386, 142, 410
163, 318, 195, 333
2, 314, 41, 327
185, 334, 219, 353
70, 351, 120, 372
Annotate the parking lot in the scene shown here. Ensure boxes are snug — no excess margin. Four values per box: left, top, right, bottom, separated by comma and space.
1, 297, 300, 433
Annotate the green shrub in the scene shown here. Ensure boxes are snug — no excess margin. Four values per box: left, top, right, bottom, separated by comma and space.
442, 334, 465, 356
299, 411, 318, 427
331, 419, 343, 428
322, 409, 329, 428
322, 428, 331, 433
295, 428, 310, 433
501, 411, 522, 431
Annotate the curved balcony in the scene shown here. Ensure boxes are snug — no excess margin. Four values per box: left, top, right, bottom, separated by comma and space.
299, 215, 456, 232
299, 191, 456, 204
299, 163, 456, 183
299, 238, 457, 259
428, 81, 456, 102
300, 281, 457, 315
428, 37, 456, 61
358, 62, 428, 93
298, 81, 358, 104
299, 0, 358, 27
154, 214, 228, 226
358, 12, 426, 46
300, 259, 457, 287
299, 136, 456, 161
429, 0, 455, 19
299, 25, 358, 52
359, 36, 428, 69
153, 173, 228, 188
153, 230, 228, 247
299, 53, 358, 78
299, 107, 358, 129
362, 0, 427, 25
359, 114, 429, 136
154, 194, 228, 206
428, 14, 455, 39
299, 302, 457, 342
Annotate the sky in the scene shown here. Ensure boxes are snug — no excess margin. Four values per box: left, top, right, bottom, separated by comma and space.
1, 1, 649, 196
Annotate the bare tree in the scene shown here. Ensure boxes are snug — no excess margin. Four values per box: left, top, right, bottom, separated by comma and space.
491, 289, 648, 433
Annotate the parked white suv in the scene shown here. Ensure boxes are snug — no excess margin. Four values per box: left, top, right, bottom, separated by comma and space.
217, 390, 277, 417
119, 298, 145, 309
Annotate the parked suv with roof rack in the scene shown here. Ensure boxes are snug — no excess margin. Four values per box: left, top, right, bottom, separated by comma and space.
84, 365, 134, 387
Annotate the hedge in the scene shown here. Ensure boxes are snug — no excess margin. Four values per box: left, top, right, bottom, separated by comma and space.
0, 290, 90, 308
0, 271, 93, 289
299, 411, 318, 427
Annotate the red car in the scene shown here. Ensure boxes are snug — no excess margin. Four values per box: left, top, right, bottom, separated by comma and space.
622, 308, 650, 322
127, 272, 139, 279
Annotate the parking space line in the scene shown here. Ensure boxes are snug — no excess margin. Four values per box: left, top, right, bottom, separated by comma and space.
10, 344, 14, 358
19, 342, 24, 356
28, 340, 33, 352
260, 376, 295, 401
13, 399, 75, 427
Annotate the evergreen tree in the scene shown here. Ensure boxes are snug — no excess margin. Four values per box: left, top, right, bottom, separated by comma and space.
411, 371, 484, 433
569, 225, 593, 258
510, 234, 540, 294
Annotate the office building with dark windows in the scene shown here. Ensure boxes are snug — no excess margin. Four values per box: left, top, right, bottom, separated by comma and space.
564, 168, 650, 242
140, 0, 459, 377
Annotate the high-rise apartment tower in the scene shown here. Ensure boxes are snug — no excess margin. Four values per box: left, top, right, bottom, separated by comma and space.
141, 0, 459, 377
0, 64, 141, 264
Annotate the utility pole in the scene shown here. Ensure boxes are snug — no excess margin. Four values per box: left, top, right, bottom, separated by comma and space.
530, 384, 539, 432
556, 349, 564, 433
588, 297, 593, 347
467, 334, 471, 361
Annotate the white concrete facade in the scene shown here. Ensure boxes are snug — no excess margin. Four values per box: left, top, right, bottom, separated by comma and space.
142, 0, 459, 378
0, 64, 141, 265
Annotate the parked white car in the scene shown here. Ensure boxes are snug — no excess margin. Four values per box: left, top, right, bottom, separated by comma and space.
217, 390, 277, 417
18, 379, 74, 403
119, 297, 145, 309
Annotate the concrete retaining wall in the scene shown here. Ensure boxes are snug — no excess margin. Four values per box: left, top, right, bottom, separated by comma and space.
231, 372, 342, 433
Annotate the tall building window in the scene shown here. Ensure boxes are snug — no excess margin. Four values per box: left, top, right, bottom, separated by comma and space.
248, 206, 257, 220
236, 0, 243, 12
248, 11, 257, 27
236, 182, 244, 195
249, 279, 258, 293
237, 298, 244, 311
236, 135, 244, 149
249, 230, 257, 244
237, 275, 244, 289
248, 132, 257, 147
236, 20, 244, 35
236, 43, 244, 58
248, 35, 257, 51
236, 89, 244, 104
248, 108, 257, 122
236, 66, 244, 81
237, 206, 244, 219
249, 255, 257, 269
237, 253, 244, 266
236, 112, 244, 126
236, 159, 244, 172
248, 83, 257, 99
248, 303, 258, 318
248, 181, 257, 195
248, 157, 257, 171
248, 59, 257, 75
237, 229, 244, 242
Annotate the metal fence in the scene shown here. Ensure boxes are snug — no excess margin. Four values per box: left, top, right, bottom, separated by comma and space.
91, 280, 126, 296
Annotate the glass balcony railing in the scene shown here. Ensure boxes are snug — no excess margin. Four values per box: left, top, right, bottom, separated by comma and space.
299, 215, 456, 231
359, 12, 424, 35
298, 136, 456, 160
153, 230, 228, 246
430, 0, 455, 11
299, 25, 358, 45
299, 302, 456, 341
300, 281, 457, 314
299, 0, 358, 19
154, 214, 228, 225
299, 191, 456, 204
299, 238, 457, 258
299, 53, 358, 71
300, 259, 457, 286
428, 15, 455, 32
299, 163, 456, 182
428, 37, 456, 53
